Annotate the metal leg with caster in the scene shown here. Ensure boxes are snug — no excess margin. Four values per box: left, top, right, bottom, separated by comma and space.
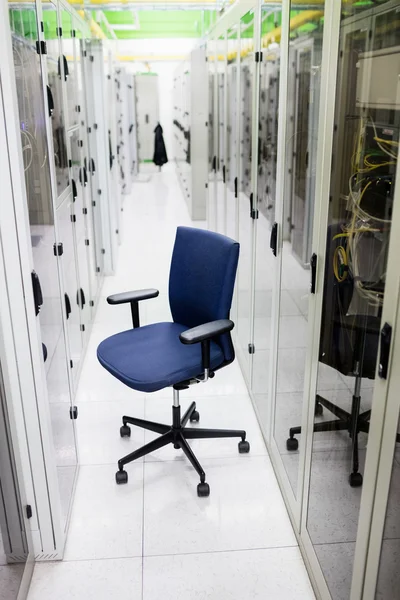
115, 389, 251, 496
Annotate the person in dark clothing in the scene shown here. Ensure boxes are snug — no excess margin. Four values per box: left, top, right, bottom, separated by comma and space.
153, 123, 168, 167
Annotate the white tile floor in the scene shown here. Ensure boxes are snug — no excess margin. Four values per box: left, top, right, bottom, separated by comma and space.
27, 165, 315, 600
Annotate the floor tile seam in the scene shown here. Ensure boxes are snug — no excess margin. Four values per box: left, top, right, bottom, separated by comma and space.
143, 392, 251, 405
58, 555, 143, 564
74, 398, 146, 405
77, 452, 269, 468
76, 397, 146, 403
142, 452, 270, 464
141, 544, 300, 560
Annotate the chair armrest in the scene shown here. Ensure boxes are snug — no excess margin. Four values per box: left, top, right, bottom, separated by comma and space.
107, 289, 159, 305
179, 319, 234, 345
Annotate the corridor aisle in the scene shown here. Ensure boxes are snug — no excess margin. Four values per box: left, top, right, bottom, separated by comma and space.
27, 166, 315, 600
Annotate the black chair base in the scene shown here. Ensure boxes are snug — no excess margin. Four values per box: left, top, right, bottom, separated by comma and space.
116, 401, 250, 497
286, 389, 400, 487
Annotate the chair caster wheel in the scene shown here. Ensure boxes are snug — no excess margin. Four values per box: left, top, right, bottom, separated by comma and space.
197, 482, 210, 497
286, 437, 298, 451
120, 425, 131, 438
115, 470, 128, 484
190, 410, 200, 423
315, 402, 323, 416
238, 440, 250, 453
349, 472, 363, 487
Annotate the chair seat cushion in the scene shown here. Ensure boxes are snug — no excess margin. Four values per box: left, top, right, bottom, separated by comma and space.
97, 322, 225, 393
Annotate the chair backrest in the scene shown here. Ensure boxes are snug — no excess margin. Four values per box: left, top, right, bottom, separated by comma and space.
169, 226, 240, 363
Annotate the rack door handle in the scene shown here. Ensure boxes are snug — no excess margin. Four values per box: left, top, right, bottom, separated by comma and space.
46, 85, 54, 117
270, 222, 278, 257
76, 287, 86, 309
31, 270, 43, 316
379, 322, 392, 380
310, 253, 317, 294
234, 176, 238, 198
64, 293, 71, 320
58, 55, 69, 81
222, 165, 226, 183
71, 178, 77, 200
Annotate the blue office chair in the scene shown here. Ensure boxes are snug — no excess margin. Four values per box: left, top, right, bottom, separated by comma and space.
97, 226, 250, 497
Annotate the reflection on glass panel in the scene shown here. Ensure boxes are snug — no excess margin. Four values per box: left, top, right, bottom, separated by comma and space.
216, 34, 226, 234
273, 6, 324, 497
252, 6, 283, 426
301, 2, 399, 598
0, 364, 28, 599
43, 4, 69, 198
226, 26, 239, 243
236, 10, 255, 382
9, 3, 77, 531
375, 417, 400, 598
207, 39, 216, 230
60, 11, 78, 129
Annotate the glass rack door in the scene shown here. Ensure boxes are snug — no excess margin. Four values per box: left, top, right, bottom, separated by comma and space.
0, 362, 28, 599
207, 36, 217, 231
251, 4, 284, 432
226, 26, 239, 244
43, 2, 69, 201
216, 34, 227, 235
272, 5, 324, 501
8, 2, 77, 531
236, 8, 256, 384
302, 3, 400, 598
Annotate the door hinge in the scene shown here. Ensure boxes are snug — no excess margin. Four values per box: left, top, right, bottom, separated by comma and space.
69, 159, 72, 168
40, 21, 44, 32
249, 193, 258, 219
72, 29, 76, 38
53, 242, 63, 257
96, 267, 100, 273
78, 140, 83, 147
248, 343, 255, 355
83, 207, 88, 215
255, 51, 263, 63
101, 248, 105, 254
35, 40, 47, 55
97, 189, 102, 195
26, 505, 33, 519
69, 406, 78, 420
92, 201, 96, 207
70, 214, 76, 223
89, 300, 94, 307
56, 26, 62, 37
70, 359, 74, 369
80, 324, 85, 332
85, 239, 89, 246
379, 322, 392, 380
